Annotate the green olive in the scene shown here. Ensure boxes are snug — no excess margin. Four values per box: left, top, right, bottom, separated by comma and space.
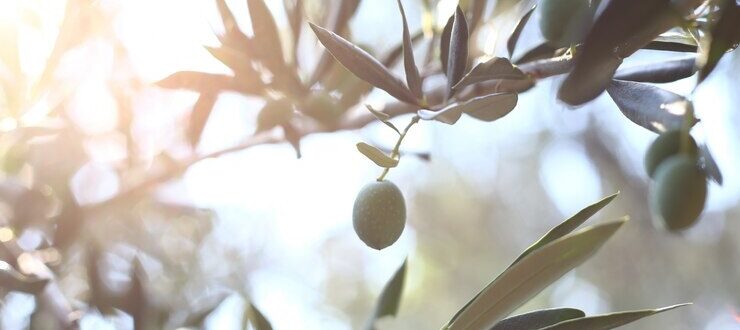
650, 155, 707, 231
256, 98, 294, 132
644, 130, 698, 178
352, 180, 406, 250
539, 0, 597, 48
302, 92, 343, 126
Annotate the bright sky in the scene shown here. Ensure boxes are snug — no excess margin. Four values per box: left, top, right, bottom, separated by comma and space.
1, 0, 739, 329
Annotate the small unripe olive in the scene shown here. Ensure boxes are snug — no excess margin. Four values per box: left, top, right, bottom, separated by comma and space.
352, 180, 406, 250
644, 130, 698, 178
303, 92, 343, 126
256, 98, 294, 132
650, 155, 707, 231
539, 0, 597, 48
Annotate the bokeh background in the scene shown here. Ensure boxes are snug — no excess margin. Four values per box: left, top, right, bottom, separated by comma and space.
0, 0, 738, 329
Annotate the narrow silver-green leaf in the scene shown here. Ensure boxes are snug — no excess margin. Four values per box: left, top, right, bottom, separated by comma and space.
539, 303, 690, 330
613, 56, 696, 83
397, 0, 423, 99
418, 93, 517, 125
365, 259, 408, 330
490, 308, 585, 330
246, 302, 273, 330
310, 23, 418, 105
440, 14, 455, 77
453, 57, 526, 91
447, 6, 469, 94
507, 5, 536, 58
357, 142, 399, 168
606, 79, 687, 133
510, 192, 619, 266
445, 219, 628, 330
366, 105, 401, 134
698, 0, 740, 83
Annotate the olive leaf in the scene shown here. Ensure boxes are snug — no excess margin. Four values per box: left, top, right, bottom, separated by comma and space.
247, 0, 285, 72
310, 23, 419, 105
357, 142, 399, 168
510, 192, 619, 267
539, 303, 690, 330
282, 123, 302, 159
644, 40, 698, 53
440, 14, 455, 77
446, 6, 470, 95
309, 0, 363, 85
452, 57, 526, 91
558, 0, 686, 105
397, 0, 423, 99
365, 259, 407, 330
0, 260, 49, 294
698, 0, 740, 83
514, 43, 559, 65
418, 93, 517, 125
606, 79, 687, 133
490, 308, 585, 330
246, 302, 273, 330
613, 56, 696, 83
382, 30, 425, 67
507, 5, 536, 58
444, 219, 628, 330
366, 105, 401, 134
188, 92, 218, 147
155, 71, 232, 93
699, 144, 723, 185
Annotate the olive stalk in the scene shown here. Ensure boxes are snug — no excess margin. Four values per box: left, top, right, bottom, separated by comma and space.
679, 101, 695, 155
377, 115, 420, 181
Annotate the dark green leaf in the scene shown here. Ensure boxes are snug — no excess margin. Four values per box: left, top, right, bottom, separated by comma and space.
365, 259, 407, 330
397, 0, 423, 100
453, 57, 526, 91
644, 40, 698, 52
418, 93, 517, 124
188, 92, 218, 147
0, 260, 49, 294
699, 144, 723, 185
246, 302, 273, 330
507, 5, 536, 58
382, 30, 425, 67
357, 142, 399, 168
440, 14, 455, 77
539, 304, 690, 330
698, 0, 740, 83
558, 0, 688, 105
447, 6, 470, 94
310, 23, 418, 105
514, 43, 559, 65
510, 192, 619, 266
444, 219, 628, 330
614, 56, 696, 83
606, 79, 687, 133
309, 0, 362, 85
490, 308, 585, 330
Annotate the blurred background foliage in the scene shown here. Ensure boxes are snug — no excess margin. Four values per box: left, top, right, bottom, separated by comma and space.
0, 0, 738, 329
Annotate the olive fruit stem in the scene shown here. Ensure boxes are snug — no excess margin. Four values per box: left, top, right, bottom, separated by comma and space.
679, 101, 695, 155
377, 115, 420, 181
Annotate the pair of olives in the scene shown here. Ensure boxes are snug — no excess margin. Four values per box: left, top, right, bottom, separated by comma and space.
645, 130, 707, 231
352, 180, 406, 250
